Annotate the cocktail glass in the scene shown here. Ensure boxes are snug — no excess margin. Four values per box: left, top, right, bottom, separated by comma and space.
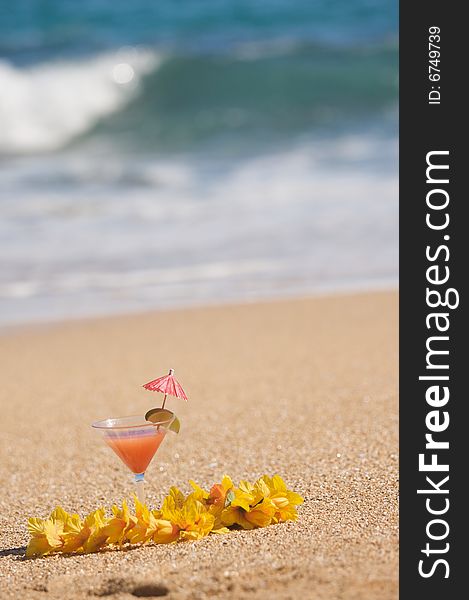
92, 414, 175, 504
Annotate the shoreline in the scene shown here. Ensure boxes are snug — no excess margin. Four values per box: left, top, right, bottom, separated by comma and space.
0, 290, 398, 599
0, 280, 398, 335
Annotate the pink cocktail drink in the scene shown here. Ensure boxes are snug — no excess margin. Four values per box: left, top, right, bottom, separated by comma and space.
92, 415, 176, 503
105, 428, 166, 474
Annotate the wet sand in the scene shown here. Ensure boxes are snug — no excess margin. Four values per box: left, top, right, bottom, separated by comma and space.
0, 291, 398, 599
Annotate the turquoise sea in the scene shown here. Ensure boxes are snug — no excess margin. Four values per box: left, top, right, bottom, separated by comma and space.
0, 0, 398, 325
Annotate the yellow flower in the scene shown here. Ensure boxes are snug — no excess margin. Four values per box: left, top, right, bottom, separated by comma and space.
26, 516, 64, 557
208, 475, 234, 508
258, 475, 304, 523
102, 499, 137, 546
160, 490, 181, 520
152, 518, 180, 544
190, 475, 235, 532
239, 474, 304, 528
59, 510, 88, 554
81, 508, 109, 554
127, 497, 179, 544
244, 502, 276, 528
26, 507, 87, 557
178, 499, 215, 541
220, 486, 258, 529
219, 475, 302, 530
126, 497, 155, 544
162, 495, 214, 541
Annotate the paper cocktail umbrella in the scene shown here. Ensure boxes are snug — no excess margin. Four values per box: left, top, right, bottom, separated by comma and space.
143, 368, 188, 409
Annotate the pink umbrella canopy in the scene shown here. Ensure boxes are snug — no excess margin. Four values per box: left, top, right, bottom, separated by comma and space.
143, 368, 188, 409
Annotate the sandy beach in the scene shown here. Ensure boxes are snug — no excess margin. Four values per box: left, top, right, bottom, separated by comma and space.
0, 291, 398, 599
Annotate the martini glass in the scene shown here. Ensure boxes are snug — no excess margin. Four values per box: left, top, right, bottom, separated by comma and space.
92, 414, 174, 504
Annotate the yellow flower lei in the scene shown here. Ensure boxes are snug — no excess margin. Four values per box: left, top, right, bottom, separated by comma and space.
26, 474, 303, 557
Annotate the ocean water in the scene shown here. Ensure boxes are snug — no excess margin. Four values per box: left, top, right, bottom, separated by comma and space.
0, 0, 398, 326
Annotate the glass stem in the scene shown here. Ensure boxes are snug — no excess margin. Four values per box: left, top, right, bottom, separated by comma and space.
135, 473, 145, 504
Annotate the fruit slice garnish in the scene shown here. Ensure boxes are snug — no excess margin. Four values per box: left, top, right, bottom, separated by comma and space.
145, 408, 181, 433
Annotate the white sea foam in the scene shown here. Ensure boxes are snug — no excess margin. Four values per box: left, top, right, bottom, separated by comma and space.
0, 48, 159, 154
0, 260, 281, 299
0, 135, 398, 326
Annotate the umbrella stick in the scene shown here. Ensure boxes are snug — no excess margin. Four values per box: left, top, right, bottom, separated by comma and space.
161, 393, 167, 410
